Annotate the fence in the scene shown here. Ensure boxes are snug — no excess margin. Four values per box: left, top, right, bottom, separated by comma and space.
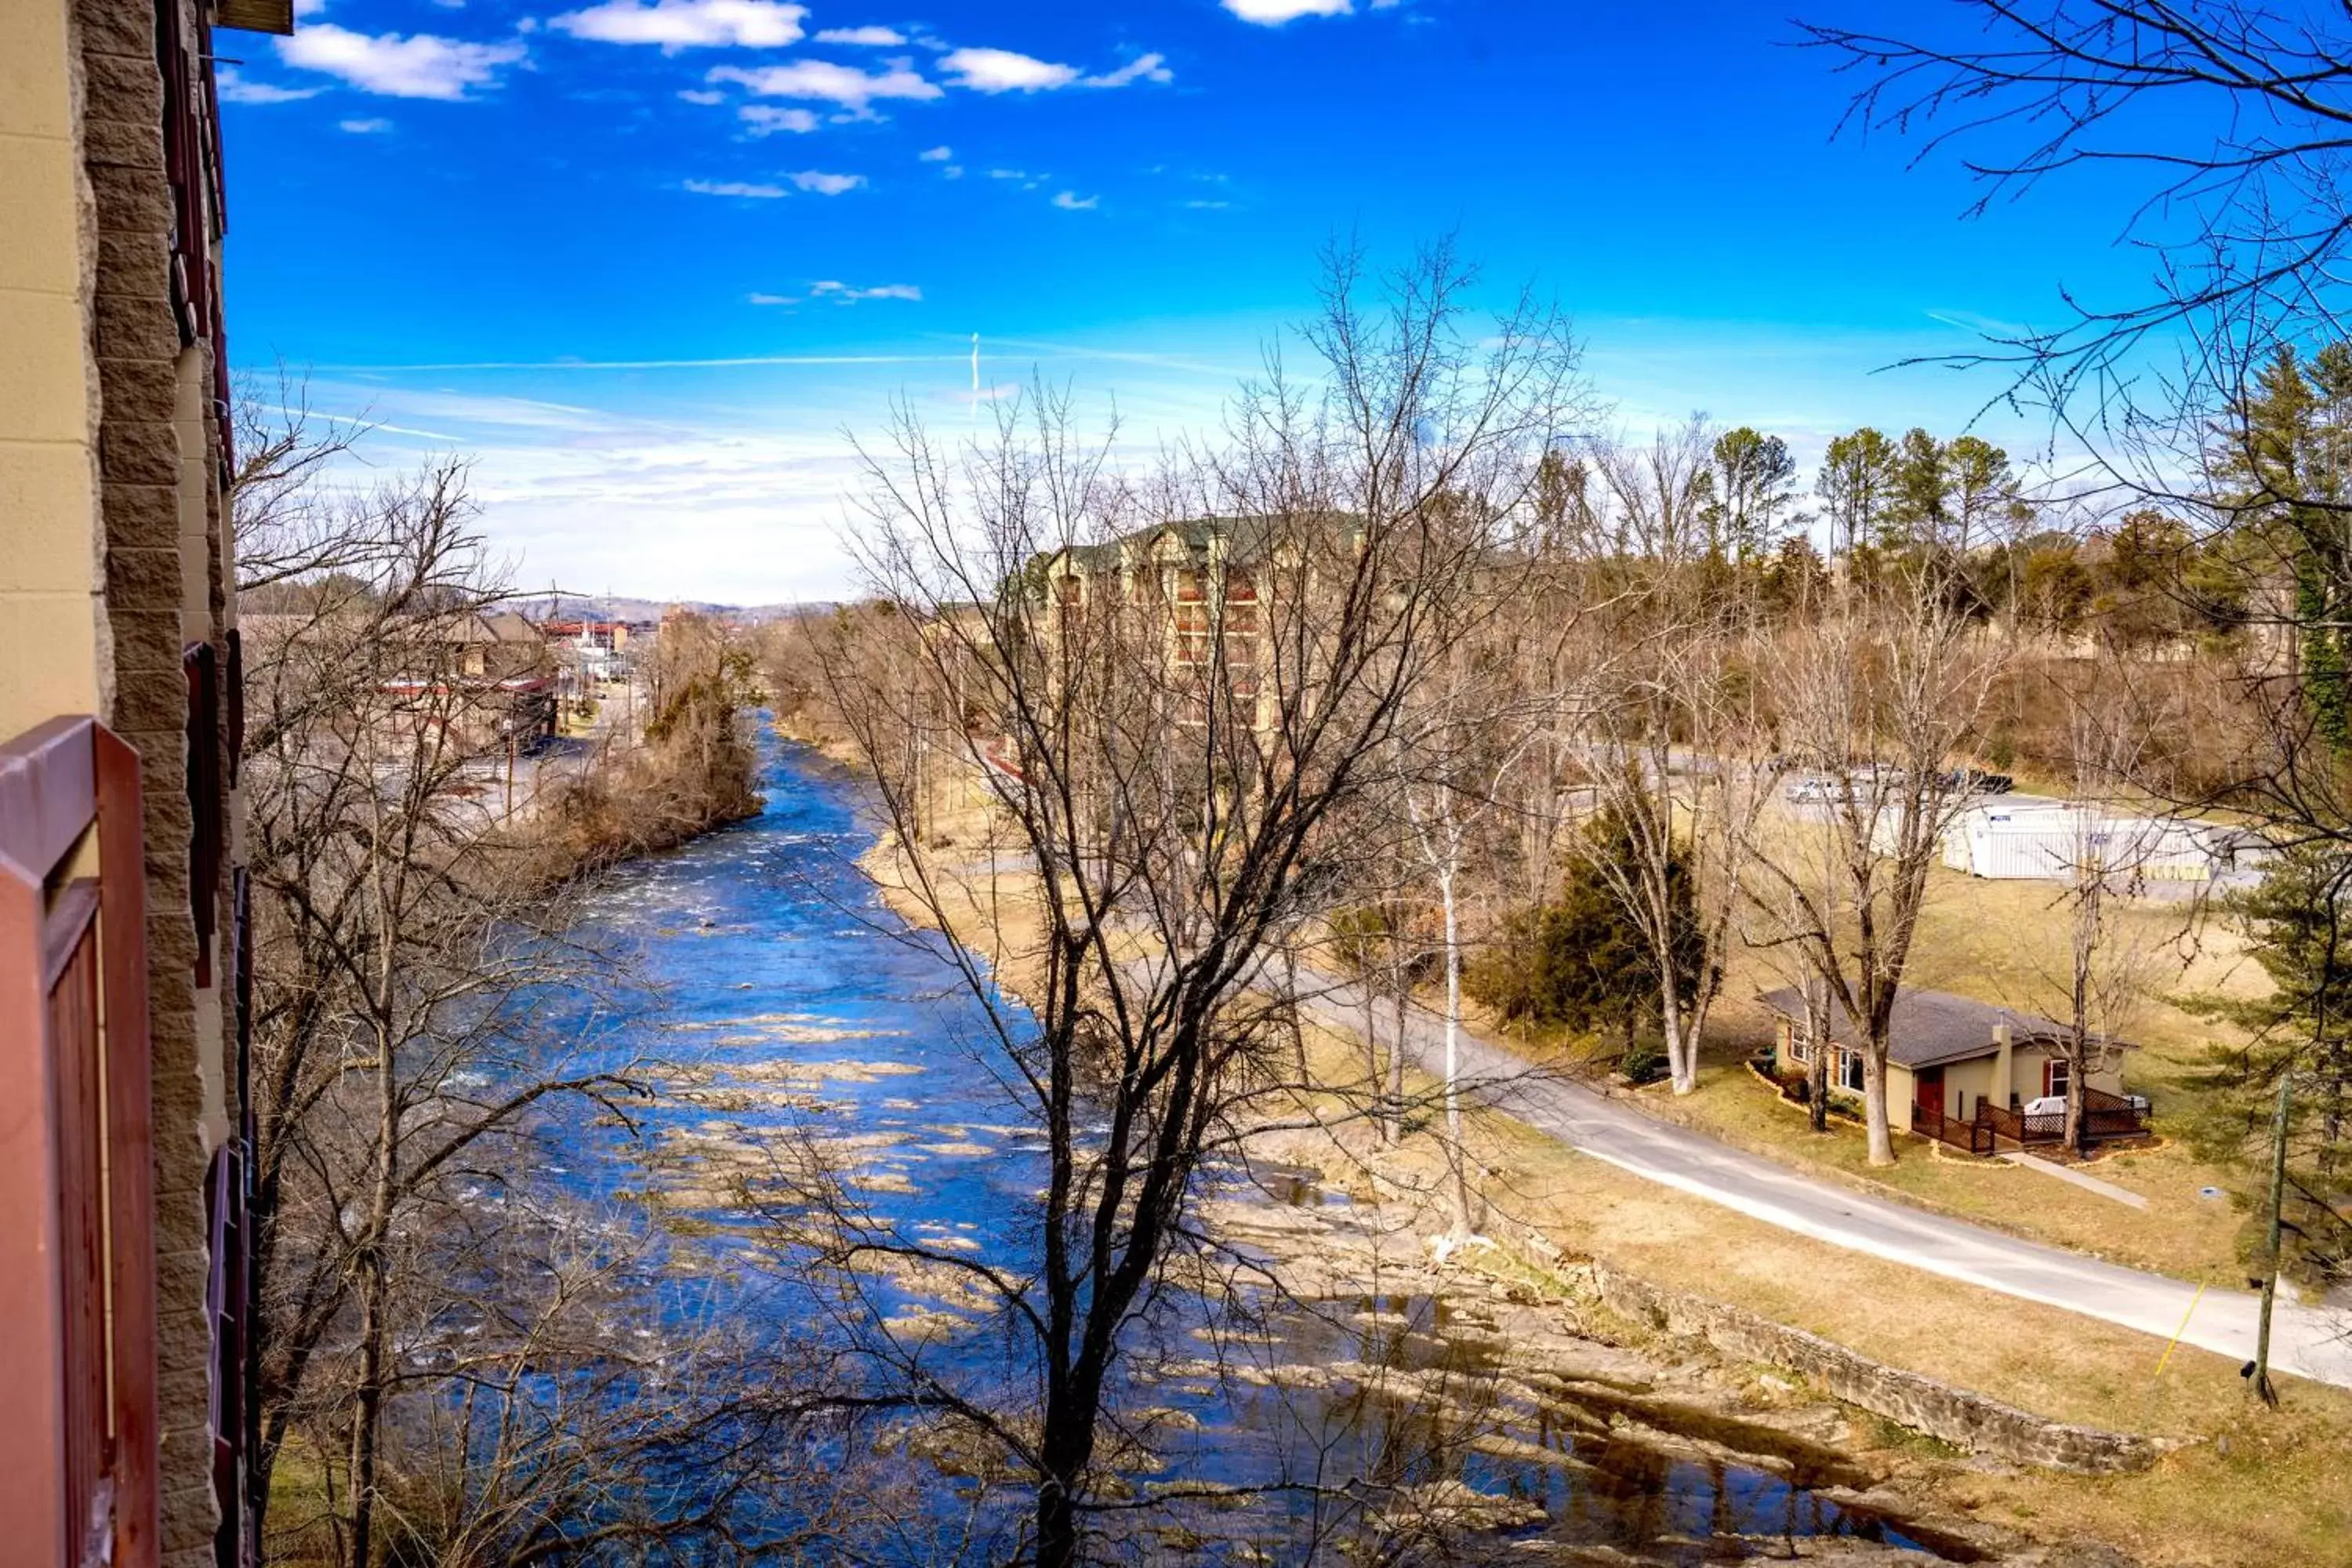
0, 716, 160, 1568
1935, 1084, 2151, 1156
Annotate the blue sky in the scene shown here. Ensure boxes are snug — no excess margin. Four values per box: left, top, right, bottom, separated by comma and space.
220, 0, 2162, 602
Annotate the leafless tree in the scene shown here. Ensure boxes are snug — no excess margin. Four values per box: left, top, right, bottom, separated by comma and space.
2024, 694, 2182, 1153
1743, 576, 2007, 1163
1801, 2, 2352, 420
803, 242, 1587, 1564
1563, 423, 1783, 1093
235, 411, 826, 1564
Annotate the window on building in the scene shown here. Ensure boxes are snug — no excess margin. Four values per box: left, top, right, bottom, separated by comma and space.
1173, 601, 1213, 666
1787, 1024, 1810, 1065
2045, 1056, 2071, 1100
1838, 1048, 1866, 1094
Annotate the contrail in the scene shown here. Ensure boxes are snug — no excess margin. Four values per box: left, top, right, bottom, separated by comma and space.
307, 354, 964, 372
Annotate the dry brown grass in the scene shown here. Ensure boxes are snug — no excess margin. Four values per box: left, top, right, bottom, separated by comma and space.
866, 755, 2350, 1566
1281, 1024, 2352, 1568
1615, 852, 2277, 1283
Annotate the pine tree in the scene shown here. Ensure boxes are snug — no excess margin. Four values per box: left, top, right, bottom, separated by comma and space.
1470, 803, 1706, 1074
1817, 426, 1898, 558
2223, 343, 2352, 750
1704, 426, 1799, 561
2189, 844, 2352, 1292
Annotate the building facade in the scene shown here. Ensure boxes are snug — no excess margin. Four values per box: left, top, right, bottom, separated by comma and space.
1, 0, 286, 1560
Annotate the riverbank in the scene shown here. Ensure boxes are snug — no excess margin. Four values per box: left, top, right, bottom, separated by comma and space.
830, 736, 2352, 1567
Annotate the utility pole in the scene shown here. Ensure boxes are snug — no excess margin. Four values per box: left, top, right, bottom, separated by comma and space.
2250, 1069, 2292, 1407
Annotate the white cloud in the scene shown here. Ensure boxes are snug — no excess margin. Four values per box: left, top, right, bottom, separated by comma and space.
551, 0, 804, 50
748, 292, 796, 304
739, 103, 818, 132
339, 116, 394, 132
942, 164, 964, 178
986, 167, 1035, 180
684, 178, 789, 197
940, 46, 1076, 93
217, 67, 322, 103
1083, 53, 1171, 88
813, 24, 903, 45
677, 86, 725, 103
1184, 198, 1229, 209
787, 169, 866, 194
707, 57, 940, 107
1051, 190, 1098, 210
917, 144, 953, 161
1223, 0, 1351, 21
277, 24, 525, 100
810, 280, 920, 301
293, 0, 326, 14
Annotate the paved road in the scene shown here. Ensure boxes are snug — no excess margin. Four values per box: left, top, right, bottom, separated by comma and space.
1287, 966, 2352, 1392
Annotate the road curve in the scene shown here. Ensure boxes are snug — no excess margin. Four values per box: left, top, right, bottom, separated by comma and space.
1288, 967, 2352, 1393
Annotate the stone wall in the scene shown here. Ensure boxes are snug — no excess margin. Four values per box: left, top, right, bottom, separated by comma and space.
77, 0, 234, 1560
1581, 1259, 2168, 1475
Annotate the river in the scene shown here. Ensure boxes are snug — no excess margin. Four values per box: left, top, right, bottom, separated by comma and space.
544, 724, 1966, 1564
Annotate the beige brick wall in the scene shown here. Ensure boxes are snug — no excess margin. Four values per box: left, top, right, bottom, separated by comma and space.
0, 0, 107, 739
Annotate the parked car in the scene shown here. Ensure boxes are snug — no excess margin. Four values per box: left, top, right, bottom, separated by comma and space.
1784, 765, 1891, 804
1944, 768, 2014, 796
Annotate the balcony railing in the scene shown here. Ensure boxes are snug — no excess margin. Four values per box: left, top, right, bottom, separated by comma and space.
1917, 1083, 2152, 1158
0, 716, 161, 1568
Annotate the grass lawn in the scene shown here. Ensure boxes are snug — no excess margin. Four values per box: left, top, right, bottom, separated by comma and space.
1277, 1023, 2352, 1568
881, 750, 2348, 1565
1631, 1058, 2251, 1281
1494, 849, 2287, 1287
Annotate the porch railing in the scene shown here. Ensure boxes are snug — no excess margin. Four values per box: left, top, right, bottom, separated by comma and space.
0, 716, 161, 1568
1926, 1084, 2153, 1157
1911, 1102, 1998, 1156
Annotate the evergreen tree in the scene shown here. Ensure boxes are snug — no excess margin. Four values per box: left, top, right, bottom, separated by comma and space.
2190, 844, 2352, 1292
2223, 343, 2352, 750
1469, 804, 1706, 1069
1889, 426, 1950, 550
1817, 426, 1899, 557
1704, 426, 1800, 561
1945, 434, 2025, 554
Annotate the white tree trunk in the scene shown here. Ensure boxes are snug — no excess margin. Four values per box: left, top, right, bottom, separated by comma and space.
1440, 867, 1472, 1236
1661, 985, 1695, 1094
1862, 1044, 1897, 1166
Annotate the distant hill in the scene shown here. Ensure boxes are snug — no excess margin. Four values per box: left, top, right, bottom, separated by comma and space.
514, 594, 831, 624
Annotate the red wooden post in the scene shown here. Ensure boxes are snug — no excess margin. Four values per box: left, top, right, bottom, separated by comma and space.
0, 832, 71, 1567
97, 725, 160, 1568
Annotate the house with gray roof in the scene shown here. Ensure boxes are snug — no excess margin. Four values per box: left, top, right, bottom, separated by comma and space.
1759, 984, 2147, 1152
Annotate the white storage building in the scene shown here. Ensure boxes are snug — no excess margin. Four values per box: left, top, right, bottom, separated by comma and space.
1940, 797, 2263, 884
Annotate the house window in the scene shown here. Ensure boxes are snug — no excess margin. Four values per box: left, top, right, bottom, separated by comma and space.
1787, 1023, 1810, 1065
1837, 1048, 1866, 1093
2045, 1056, 2070, 1100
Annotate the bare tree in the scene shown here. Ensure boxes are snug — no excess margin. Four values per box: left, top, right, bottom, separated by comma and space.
2024, 695, 2180, 1153
1744, 575, 2006, 1163
1565, 423, 1783, 1094
1391, 633, 1555, 1236
804, 243, 1586, 1564
234, 420, 824, 1563
1801, 2, 2352, 415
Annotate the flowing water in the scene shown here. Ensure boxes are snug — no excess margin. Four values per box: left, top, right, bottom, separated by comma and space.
543, 726, 1965, 1563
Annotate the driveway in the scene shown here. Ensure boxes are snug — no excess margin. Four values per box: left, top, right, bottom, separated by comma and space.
1288, 967, 2352, 1392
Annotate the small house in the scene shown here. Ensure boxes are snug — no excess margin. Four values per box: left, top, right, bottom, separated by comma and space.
1759, 985, 2147, 1151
